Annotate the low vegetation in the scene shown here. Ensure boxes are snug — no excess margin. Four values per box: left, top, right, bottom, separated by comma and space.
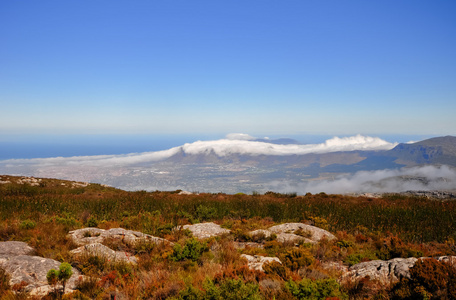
1, 175, 456, 299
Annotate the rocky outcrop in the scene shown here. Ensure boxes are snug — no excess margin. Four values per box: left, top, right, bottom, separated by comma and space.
233, 242, 264, 249
180, 222, 231, 239
68, 227, 171, 247
436, 255, 456, 266
249, 229, 273, 239
248, 223, 336, 244
0, 242, 80, 296
400, 190, 456, 200
275, 233, 314, 244
341, 256, 456, 285
342, 257, 418, 285
268, 223, 336, 242
0, 241, 35, 258
241, 254, 282, 272
70, 243, 138, 264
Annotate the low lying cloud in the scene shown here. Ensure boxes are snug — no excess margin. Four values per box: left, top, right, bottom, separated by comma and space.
181, 134, 396, 157
0, 134, 397, 169
268, 165, 456, 194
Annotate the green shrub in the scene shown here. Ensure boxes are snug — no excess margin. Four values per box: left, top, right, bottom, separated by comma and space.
336, 240, 354, 249
344, 251, 377, 266
204, 279, 262, 300
344, 254, 362, 266
170, 238, 208, 262
195, 205, 217, 221
19, 219, 36, 230
281, 248, 314, 271
86, 216, 98, 227
55, 214, 80, 230
286, 278, 346, 300
174, 279, 262, 300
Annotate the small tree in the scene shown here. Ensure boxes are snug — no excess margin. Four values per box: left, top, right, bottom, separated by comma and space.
46, 262, 73, 295
46, 268, 59, 294
58, 262, 73, 294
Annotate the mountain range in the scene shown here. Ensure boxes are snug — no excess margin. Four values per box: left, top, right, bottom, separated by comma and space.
1, 135, 455, 194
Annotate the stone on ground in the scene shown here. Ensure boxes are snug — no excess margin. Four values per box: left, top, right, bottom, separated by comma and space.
241, 254, 282, 272
181, 222, 231, 239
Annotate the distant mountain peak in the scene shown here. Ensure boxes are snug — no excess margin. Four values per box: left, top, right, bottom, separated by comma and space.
387, 135, 456, 166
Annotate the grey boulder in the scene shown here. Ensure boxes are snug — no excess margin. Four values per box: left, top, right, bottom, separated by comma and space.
180, 222, 231, 239
68, 227, 171, 247
241, 254, 282, 272
70, 243, 138, 264
1, 254, 80, 296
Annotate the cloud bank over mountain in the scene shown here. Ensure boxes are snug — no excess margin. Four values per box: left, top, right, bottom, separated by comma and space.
269, 165, 456, 194
0, 134, 397, 168
4, 134, 453, 195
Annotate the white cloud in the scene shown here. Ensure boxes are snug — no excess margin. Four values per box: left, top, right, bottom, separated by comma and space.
0, 134, 396, 169
181, 134, 396, 157
268, 165, 456, 194
225, 133, 257, 140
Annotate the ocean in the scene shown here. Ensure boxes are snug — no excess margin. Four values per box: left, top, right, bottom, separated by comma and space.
0, 134, 218, 160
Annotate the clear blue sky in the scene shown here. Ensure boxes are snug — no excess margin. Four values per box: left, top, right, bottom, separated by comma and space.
1, 0, 455, 137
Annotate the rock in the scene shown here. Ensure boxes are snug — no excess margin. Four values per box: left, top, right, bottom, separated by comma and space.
248, 229, 314, 244
102, 228, 170, 247
233, 242, 264, 249
275, 233, 314, 244
436, 255, 456, 266
342, 257, 418, 285
249, 229, 273, 239
16, 177, 42, 186
0, 241, 35, 257
181, 222, 230, 239
241, 254, 282, 272
70, 243, 137, 264
178, 190, 194, 195
248, 223, 335, 244
0, 255, 80, 296
341, 256, 456, 286
71, 182, 89, 188
68, 227, 171, 247
268, 223, 336, 242
400, 190, 456, 200
68, 228, 105, 245
321, 261, 349, 274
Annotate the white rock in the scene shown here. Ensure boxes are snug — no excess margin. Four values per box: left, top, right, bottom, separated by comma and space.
241, 254, 282, 272
268, 223, 336, 242
70, 243, 137, 264
68, 227, 171, 247
275, 232, 315, 244
1, 255, 80, 296
342, 257, 418, 285
181, 222, 230, 239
